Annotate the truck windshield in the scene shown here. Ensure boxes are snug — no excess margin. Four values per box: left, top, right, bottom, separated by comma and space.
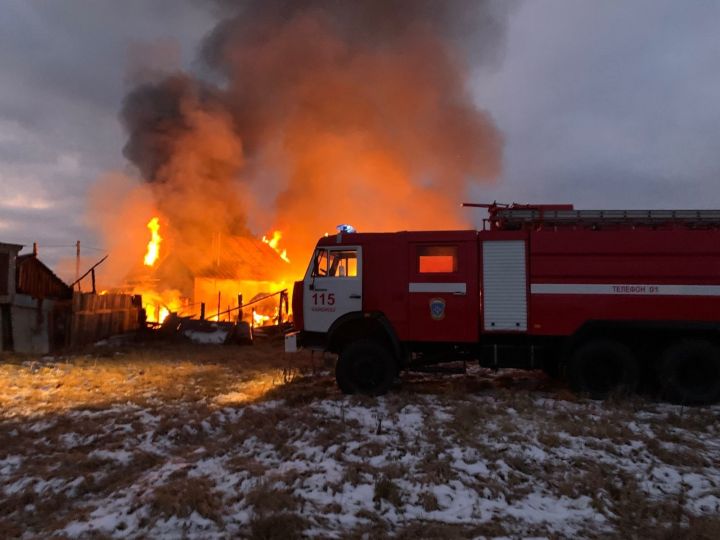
312, 249, 329, 276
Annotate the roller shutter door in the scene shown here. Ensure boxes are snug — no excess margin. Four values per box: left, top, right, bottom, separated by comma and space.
482, 241, 527, 331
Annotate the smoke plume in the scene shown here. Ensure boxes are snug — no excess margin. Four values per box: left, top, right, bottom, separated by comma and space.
120, 0, 508, 272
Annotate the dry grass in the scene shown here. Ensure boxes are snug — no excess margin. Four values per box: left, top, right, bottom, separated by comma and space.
248, 512, 308, 540
150, 472, 223, 523
373, 476, 404, 509
1, 340, 719, 538
0, 339, 315, 417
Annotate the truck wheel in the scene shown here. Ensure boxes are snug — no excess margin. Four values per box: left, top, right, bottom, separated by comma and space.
658, 340, 720, 405
336, 339, 395, 396
566, 339, 638, 399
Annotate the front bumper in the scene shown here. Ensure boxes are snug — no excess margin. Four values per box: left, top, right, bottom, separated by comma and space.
284, 331, 327, 353
284, 331, 301, 353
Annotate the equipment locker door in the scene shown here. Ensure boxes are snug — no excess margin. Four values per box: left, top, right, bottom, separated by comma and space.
482, 240, 528, 332
406, 239, 479, 342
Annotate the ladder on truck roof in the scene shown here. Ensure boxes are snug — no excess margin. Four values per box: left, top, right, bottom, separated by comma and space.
462, 203, 720, 231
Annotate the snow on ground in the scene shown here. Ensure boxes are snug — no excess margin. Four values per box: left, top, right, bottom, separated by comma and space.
1, 344, 720, 538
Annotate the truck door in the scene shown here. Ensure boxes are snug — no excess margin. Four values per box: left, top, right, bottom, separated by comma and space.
303, 246, 362, 333
406, 240, 479, 342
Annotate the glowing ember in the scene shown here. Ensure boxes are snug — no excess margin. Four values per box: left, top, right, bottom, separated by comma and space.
143, 217, 162, 267
262, 230, 290, 263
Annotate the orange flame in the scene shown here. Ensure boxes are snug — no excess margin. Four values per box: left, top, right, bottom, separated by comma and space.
253, 311, 273, 326
262, 230, 290, 263
141, 289, 183, 325
143, 217, 162, 267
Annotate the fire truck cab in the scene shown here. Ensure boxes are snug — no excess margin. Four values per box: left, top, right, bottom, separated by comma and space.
286, 205, 720, 404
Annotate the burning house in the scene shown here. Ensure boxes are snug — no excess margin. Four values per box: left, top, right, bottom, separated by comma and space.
125, 218, 291, 326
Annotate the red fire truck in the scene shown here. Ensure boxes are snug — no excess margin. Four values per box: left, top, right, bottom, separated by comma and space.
285, 204, 720, 404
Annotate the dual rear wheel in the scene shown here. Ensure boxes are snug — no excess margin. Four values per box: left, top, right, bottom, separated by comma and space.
565, 337, 720, 404
565, 339, 638, 399
658, 340, 720, 405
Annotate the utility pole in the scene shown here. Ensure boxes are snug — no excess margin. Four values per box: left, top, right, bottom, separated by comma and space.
75, 240, 80, 290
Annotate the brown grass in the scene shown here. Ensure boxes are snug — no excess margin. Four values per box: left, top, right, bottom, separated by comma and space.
0, 340, 317, 418
373, 476, 403, 509
150, 472, 223, 523
248, 512, 308, 540
2, 340, 719, 538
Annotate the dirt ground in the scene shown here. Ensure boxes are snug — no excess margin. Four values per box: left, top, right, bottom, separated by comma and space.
1, 337, 719, 539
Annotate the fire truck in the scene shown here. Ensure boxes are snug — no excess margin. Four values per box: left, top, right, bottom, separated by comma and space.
285, 204, 720, 404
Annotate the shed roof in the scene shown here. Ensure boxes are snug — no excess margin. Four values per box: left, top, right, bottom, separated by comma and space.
0, 242, 23, 252
16, 254, 72, 299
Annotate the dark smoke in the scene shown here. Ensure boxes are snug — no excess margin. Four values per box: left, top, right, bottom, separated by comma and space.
120, 0, 509, 270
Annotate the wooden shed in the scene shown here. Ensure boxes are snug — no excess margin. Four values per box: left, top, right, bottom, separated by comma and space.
0, 251, 73, 354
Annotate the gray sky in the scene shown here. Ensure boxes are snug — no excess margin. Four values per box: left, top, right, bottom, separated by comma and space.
471, 0, 720, 211
1, 0, 720, 272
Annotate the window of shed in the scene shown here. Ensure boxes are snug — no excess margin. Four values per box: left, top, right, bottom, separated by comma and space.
417, 246, 458, 273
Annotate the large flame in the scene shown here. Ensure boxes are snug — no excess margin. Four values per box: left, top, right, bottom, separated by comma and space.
262, 230, 290, 263
139, 216, 182, 324
143, 217, 161, 267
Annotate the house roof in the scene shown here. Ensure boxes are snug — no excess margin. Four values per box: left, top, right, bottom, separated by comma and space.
198, 236, 289, 281
122, 235, 291, 294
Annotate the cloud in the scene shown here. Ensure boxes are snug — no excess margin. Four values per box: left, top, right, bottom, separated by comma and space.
0, 195, 52, 211
0, 1, 215, 267
471, 0, 720, 211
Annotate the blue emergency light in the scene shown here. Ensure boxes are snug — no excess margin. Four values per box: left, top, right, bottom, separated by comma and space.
336, 224, 356, 234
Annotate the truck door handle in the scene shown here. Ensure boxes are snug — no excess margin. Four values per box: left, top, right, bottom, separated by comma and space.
350, 294, 362, 299
453, 291, 466, 296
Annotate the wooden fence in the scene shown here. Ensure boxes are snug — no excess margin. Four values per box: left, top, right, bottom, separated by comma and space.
70, 292, 141, 347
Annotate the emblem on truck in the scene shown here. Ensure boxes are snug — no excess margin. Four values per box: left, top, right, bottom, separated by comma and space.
429, 297, 446, 320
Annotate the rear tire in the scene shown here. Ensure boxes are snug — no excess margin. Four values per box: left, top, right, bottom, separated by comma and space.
336, 339, 395, 396
565, 339, 638, 399
658, 339, 720, 405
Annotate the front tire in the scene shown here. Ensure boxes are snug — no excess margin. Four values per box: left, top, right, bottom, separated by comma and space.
658, 339, 720, 405
336, 339, 395, 396
565, 339, 638, 399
